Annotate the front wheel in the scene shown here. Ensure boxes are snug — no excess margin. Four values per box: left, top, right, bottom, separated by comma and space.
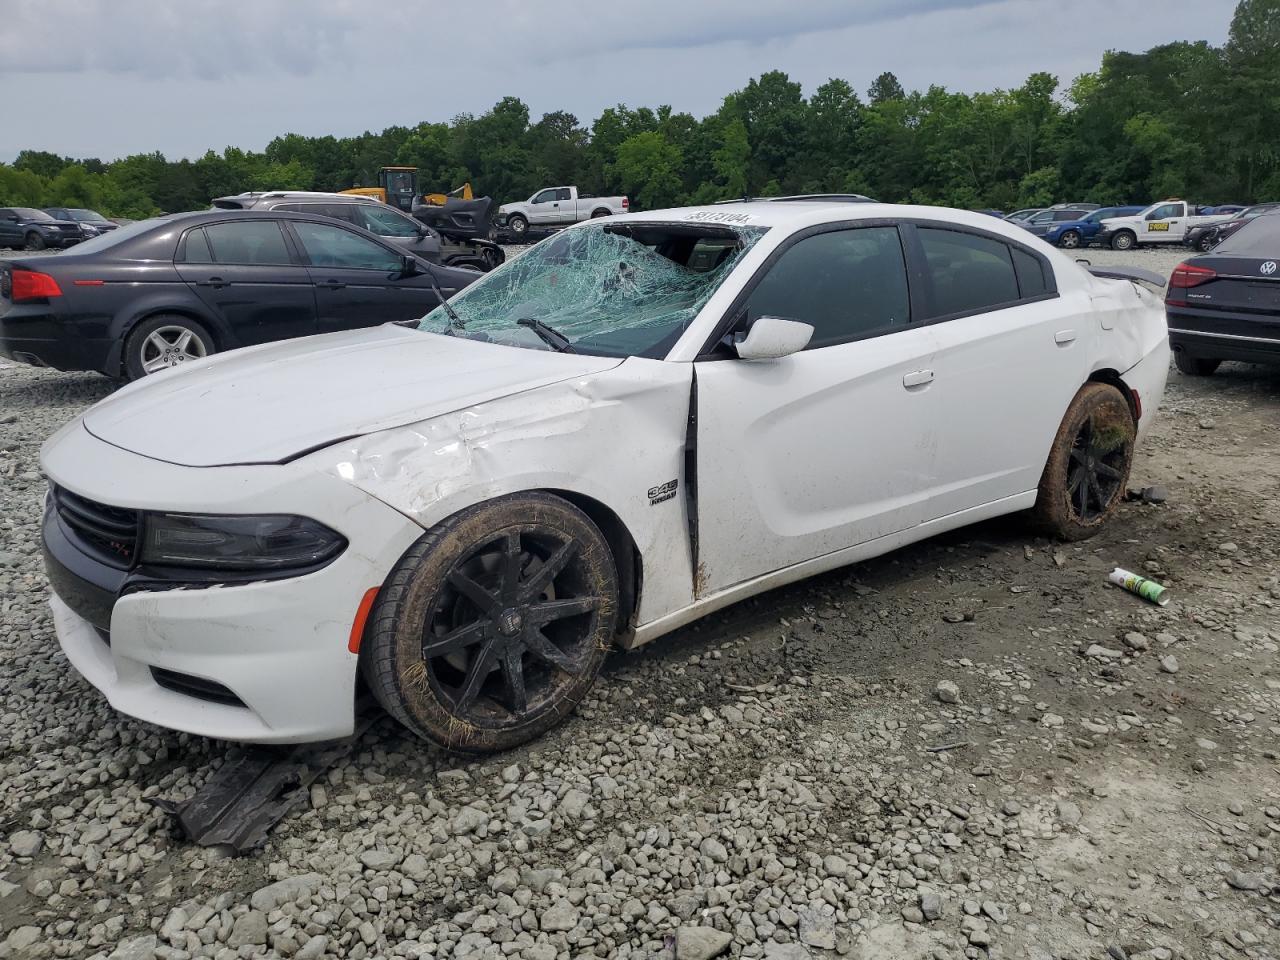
1031, 383, 1135, 541
361, 492, 618, 753
1174, 352, 1220, 376
507, 214, 528, 238
1058, 230, 1081, 249
24, 232, 46, 251
1110, 231, 1136, 251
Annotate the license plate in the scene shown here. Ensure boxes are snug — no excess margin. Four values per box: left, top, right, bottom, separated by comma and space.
1148, 223, 1170, 232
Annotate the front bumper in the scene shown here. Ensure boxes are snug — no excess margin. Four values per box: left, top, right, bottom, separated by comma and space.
41, 423, 425, 743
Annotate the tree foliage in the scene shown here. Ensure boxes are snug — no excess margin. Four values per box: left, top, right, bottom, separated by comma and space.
3, 2, 1275, 218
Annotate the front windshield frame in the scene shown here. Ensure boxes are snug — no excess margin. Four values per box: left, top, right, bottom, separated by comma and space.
416, 220, 767, 360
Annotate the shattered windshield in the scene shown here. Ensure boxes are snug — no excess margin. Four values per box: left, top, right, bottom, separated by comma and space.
417, 221, 766, 358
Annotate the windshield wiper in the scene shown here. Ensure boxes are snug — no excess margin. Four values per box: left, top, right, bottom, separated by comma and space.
427, 273, 466, 330
517, 317, 575, 353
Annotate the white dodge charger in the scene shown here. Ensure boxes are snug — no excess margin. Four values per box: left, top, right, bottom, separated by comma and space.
40, 200, 1169, 752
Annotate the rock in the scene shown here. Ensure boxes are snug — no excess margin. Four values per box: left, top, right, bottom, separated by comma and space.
490, 866, 519, 894
822, 854, 849, 876
1199, 418, 1215, 429
250, 872, 323, 911
1140, 485, 1168, 504
452, 805, 488, 835
559, 788, 590, 818
798, 908, 836, 949
1226, 870, 1264, 891
107, 934, 157, 960
9, 830, 43, 857
1228, 801, 1244, 816
296, 936, 329, 960
359, 848, 402, 871
1040, 713, 1065, 728
1123, 632, 1150, 651
763, 946, 811, 960
920, 891, 944, 921
1085, 644, 1123, 660
699, 836, 729, 862
6, 928, 42, 952
1159, 655, 1179, 674
540, 899, 579, 932
675, 925, 733, 960
901, 906, 924, 924
1056, 800, 1083, 826
401, 853, 431, 881
228, 910, 268, 948
935, 680, 960, 704
1218, 541, 1237, 553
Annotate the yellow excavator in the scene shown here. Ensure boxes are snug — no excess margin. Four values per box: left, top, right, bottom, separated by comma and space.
340, 166, 473, 211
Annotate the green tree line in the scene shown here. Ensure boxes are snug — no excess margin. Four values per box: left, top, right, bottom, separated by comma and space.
3, 0, 1275, 219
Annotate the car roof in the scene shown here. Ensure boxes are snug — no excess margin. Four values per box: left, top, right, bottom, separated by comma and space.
607, 201, 1057, 240
151, 209, 379, 226
211, 191, 381, 209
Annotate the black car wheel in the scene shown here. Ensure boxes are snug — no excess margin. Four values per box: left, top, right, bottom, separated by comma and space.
507, 214, 528, 238
361, 492, 618, 753
1196, 234, 1215, 252
1174, 353, 1220, 376
24, 232, 46, 251
1058, 230, 1081, 249
1032, 383, 1134, 541
124, 315, 215, 380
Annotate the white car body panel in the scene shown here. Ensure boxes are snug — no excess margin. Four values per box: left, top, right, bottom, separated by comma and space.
39, 200, 1170, 743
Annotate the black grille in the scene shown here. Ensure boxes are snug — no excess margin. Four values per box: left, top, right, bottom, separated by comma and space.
50, 484, 140, 570
151, 667, 246, 707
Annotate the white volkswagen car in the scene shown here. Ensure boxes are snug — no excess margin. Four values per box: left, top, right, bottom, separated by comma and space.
40, 201, 1169, 752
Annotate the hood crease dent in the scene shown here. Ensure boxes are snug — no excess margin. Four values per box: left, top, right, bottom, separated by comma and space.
81, 325, 622, 467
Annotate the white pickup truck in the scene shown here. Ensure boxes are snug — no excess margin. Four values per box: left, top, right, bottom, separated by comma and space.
498, 186, 629, 238
1097, 200, 1236, 250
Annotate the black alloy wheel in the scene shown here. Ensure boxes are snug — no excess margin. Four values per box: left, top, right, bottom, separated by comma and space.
1066, 416, 1127, 522
362, 493, 617, 752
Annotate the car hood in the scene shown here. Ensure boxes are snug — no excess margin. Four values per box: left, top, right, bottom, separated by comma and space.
82, 325, 622, 467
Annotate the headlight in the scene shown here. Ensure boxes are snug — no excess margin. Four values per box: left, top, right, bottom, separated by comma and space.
81, 224, 99, 235
140, 513, 346, 570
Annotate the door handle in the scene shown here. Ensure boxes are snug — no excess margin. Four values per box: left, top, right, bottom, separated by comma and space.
902, 369, 934, 389
1054, 329, 1077, 345
316, 280, 346, 290
196, 277, 228, 288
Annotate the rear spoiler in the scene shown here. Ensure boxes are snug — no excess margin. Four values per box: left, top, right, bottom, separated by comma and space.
1082, 263, 1167, 288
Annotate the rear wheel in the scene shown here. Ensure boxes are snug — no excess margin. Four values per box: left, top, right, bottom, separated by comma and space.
1058, 230, 1081, 249
24, 232, 46, 251
1196, 233, 1215, 252
123, 315, 214, 380
1110, 231, 1136, 251
361, 492, 618, 753
1174, 352, 1220, 376
1032, 383, 1135, 541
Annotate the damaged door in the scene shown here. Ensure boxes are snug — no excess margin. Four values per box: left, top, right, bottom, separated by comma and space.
692, 224, 939, 596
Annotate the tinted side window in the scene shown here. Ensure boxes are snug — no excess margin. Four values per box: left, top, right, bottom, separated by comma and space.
1149, 203, 1180, 220
292, 221, 402, 270
202, 221, 293, 265
1055, 210, 1081, 221
359, 204, 419, 237
182, 227, 214, 263
744, 226, 910, 349
1010, 246, 1049, 298
557, 188, 572, 201
919, 228, 1020, 317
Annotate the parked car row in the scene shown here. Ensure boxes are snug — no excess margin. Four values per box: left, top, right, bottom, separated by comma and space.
0, 207, 120, 250
994, 200, 1275, 252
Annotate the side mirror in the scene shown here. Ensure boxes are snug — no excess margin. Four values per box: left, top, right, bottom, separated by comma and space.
400, 254, 421, 276
734, 316, 813, 360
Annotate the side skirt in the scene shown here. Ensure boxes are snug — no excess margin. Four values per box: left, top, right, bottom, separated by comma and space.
626, 489, 1038, 648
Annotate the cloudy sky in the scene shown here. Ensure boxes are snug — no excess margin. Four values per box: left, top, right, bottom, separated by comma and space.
3, 0, 1234, 163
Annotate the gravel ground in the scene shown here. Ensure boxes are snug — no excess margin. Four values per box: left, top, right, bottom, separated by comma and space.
2, 246, 1279, 960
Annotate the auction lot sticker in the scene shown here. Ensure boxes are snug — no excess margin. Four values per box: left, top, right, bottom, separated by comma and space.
685, 211, 756, 224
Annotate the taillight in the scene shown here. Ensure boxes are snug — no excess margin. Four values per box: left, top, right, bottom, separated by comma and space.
1166, 263, 1216, 305
622, 197, 629, 209
10, 270, 63, 302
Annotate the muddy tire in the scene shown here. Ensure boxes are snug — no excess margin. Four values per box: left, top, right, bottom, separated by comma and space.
1110, 230, 1136, 251
361, 492, 618, 753
1031, 382, 1135, 541
1174, 352, 1220, 376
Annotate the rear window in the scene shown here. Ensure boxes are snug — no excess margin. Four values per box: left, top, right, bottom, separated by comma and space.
918, 228, 1020, 317
1010, 246, 1049, 297
1215, 213, 1280, 257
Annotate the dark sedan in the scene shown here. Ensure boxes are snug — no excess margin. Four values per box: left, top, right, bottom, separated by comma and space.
1166, 212, 1280, 375
0, 209, 479, 380
1184, 202, 1280, 252
43, 207, 120, 237
0, 207, 84, 250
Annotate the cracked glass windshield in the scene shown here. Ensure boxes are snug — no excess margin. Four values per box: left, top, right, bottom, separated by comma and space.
417, 222, 766, 357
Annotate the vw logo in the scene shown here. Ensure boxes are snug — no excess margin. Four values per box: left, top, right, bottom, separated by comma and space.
1262, 261, 1278, 276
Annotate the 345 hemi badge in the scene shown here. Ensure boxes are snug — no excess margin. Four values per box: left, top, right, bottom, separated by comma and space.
647, 479, 678, 505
